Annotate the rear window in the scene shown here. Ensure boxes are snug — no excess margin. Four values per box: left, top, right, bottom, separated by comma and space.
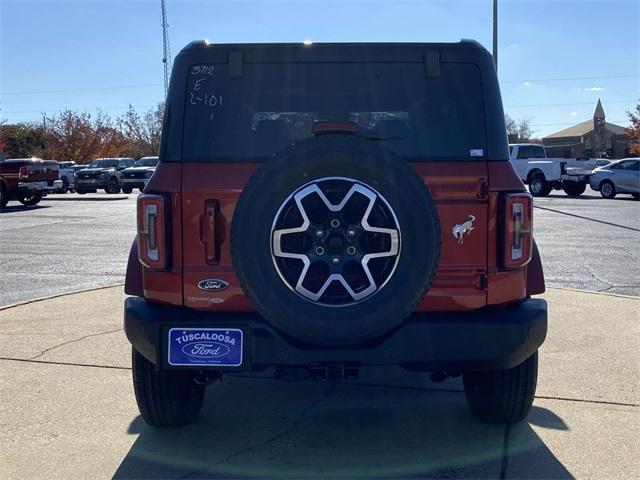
516, 145, 546, 159
90, 160, 118, 168
134, 158, 159, 167
181, 62, 487, 161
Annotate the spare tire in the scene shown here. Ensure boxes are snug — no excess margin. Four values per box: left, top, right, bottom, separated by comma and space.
231, 135, 440, 346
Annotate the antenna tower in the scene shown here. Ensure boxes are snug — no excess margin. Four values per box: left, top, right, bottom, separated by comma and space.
160, 0, 171, 97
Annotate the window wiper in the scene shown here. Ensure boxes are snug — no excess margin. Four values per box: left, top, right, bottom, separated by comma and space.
355, 132, 404, 141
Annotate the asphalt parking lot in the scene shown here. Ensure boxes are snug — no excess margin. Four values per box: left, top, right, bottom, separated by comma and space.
0, 193, 136, 306
534, 190, 640, 296
0, 187, 638, 306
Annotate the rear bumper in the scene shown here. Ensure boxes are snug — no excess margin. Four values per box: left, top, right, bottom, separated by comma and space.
18, 180, 62, 193
124, 297, 547, 373
560, 174, 589, 182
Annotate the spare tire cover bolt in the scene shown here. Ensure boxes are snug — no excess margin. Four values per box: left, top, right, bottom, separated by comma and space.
346, 246, 357, 255
347, 228, 357, 237
330, 219, 340, 228
315, 246, 325, 256
331, 256, 341, 265
315, 228, 325, 238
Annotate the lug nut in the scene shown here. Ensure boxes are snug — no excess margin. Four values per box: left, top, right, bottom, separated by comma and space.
330, 219, 340, 228
331, 256, 341, 265
347, 227, 357, 237
346, 246, 357, 256
315, 228, 325, 238
315, 246, 325, 256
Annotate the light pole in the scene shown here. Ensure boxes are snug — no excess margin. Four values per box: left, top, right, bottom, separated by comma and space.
493, 0, 498, 73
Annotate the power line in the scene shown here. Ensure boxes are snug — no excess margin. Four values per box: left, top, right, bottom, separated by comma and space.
500, 74, 640, 83
2, 105, 156, 114
1, 73, 638, 97
531, 120, 629, 127
505, 99, 636, 108
0, 83, 163, 96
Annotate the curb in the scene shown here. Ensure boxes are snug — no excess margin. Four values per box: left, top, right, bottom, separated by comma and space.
0, 283, 125, 312
547, 286, 640, 300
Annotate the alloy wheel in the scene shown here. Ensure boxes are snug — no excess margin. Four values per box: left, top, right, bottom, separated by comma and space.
271, 177, 401, 306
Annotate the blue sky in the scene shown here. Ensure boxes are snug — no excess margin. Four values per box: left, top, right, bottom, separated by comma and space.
1, 0, 638, 137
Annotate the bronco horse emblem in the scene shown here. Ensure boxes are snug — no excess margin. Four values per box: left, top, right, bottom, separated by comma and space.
452, 215, 476, 244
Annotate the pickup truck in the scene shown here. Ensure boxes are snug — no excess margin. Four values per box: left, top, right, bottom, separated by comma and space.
0, 157, 62, 207
509, 143, 608, 197
56, 161, 77, 193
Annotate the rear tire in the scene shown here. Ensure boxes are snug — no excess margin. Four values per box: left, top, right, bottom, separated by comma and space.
528, 173, 551, 197
76, 189, 87, 195
17, 192, 43, 206
231, 135, 441, 346
59, 177, 69, 194
0, 183, 8, 208
463, 352, 538, 423
105, 177, 120, 194
599, 180, 616, 199
562, 181, 586, 197
132, 348, 205, 427
122, 187, 133, 194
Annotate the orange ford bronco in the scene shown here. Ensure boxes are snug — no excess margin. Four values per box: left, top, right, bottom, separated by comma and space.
124, 40, 547, 427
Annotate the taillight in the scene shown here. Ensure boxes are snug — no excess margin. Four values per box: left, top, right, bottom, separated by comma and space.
137, 194, 169, 270
502, 193, 533, 269
19, 166, 29, 180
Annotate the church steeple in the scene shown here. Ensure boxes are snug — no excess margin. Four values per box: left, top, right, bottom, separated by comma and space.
593, 99, 605, 126
593, 99, 605, 120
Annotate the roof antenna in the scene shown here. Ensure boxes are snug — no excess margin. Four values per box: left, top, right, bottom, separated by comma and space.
160, 0, 172, 98
492, 0, 498, 73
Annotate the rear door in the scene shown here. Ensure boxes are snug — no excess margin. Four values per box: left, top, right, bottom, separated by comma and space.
413, 162, 488, 310
619, 160, 640, 191
631, 160, 640, 192
180, 56, 489, 311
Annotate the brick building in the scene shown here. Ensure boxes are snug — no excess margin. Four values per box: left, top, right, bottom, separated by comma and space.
543, 100, 632, 159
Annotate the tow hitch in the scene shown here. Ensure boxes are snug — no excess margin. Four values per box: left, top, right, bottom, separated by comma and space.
275, 364, 360, 382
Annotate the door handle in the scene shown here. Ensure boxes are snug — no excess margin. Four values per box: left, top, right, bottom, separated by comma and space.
203, 200, 220, 264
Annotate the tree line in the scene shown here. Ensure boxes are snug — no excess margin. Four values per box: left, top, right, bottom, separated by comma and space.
0, 103, 164, 163
2, 105, 637, 161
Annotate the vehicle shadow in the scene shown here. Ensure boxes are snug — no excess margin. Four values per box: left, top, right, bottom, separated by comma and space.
0, 204, 51, 213
544, 192, 638, 201
113, 374, 572, 479
44, 196, 130, 201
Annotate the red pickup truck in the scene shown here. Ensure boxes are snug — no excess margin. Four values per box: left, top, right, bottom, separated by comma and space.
0, 157, 62, 208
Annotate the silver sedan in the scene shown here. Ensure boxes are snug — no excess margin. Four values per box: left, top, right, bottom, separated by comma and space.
590, 158, 640, 199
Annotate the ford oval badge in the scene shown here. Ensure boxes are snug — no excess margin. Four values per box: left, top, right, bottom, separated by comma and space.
197, 279, 229, 292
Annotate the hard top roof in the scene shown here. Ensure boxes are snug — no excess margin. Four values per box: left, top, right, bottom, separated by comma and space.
182, 39, 484, 50
176, 39, 491, 64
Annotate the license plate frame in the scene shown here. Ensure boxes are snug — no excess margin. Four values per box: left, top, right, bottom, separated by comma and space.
167, 328, 243, 367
